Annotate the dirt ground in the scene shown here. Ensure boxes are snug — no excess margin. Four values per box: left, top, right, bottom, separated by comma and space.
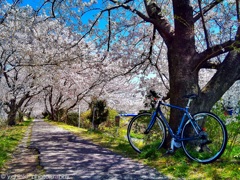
0, 125, 43, 179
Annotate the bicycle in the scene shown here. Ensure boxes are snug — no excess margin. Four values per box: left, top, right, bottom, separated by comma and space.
127, 90, 228, 163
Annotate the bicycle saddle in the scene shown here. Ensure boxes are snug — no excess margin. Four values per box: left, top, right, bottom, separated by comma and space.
183, 94, 198, 99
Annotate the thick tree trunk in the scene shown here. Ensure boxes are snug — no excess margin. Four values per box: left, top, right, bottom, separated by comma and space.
143, 0, 240, 148
6, 93, 31, 126
168, 47, 199, 134
167, 46, 240, 140
7, 111, 17, 126
7, 100, 17, 126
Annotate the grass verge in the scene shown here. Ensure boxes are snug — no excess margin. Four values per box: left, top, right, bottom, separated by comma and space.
0, 120, 32, 170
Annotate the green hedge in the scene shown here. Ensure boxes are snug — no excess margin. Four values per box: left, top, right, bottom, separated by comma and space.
66, 108, 119, 129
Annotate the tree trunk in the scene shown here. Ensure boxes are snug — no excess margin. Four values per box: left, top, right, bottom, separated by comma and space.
168, 46, 199, 134
7, 102, 17, 126
7, 112, 16, 126
167, 44, 240, 147
167, 0, 197, 132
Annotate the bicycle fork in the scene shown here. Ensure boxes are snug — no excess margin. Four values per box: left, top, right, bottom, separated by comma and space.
144, 112, 157, 134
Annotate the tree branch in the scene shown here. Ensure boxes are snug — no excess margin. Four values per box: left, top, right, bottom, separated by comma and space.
193, 40, 238, 71
193, 0, 224, 22
107, 10, 111, 52
143, 0, 174, 44
69, 5, 120, 50
201, 51, 240, 99
109, 0, 174, 45
198, 0, 210, 48
109, 0, 152, 22
237, 0, 240, 22
0, 0, 21, 24
147, 26, 156, 63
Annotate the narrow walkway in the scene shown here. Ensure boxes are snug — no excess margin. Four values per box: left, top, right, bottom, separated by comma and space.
0, 123, 42, 179
3, 119, 168, 179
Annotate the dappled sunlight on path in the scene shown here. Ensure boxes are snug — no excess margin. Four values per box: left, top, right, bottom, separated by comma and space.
30, 119, 168, 179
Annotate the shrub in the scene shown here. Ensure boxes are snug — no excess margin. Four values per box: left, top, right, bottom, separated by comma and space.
63, 110, 92, 129
67, 112, 79, 126
89, 97, 109, 129
99, 108, 119, 130
108, 108, 119, 121
65, 108, 119, 131
80, 110, 92, 129
212, 100, 240, 160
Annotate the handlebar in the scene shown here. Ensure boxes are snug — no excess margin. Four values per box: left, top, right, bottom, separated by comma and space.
145, 90, 198, 109
149, 90, 161, 98
147, 90, 164, 101
148, 90, 198, 100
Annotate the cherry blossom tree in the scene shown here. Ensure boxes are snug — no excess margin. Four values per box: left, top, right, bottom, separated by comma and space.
2, 1, 168, 118
3, 1, 240, 143
26, 0, 239, 135
0, 4, 65, 125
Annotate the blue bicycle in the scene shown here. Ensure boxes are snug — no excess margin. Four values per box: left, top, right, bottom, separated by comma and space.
127, 90, 228, 163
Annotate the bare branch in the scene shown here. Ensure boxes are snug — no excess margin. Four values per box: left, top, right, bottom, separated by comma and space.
107, 10, 111, 52
51, 0, 57, 18
198, 0, 210, 48
147, 26, 156, 63
35, 0, 52, 17
201, 51, 240, 98
193, 0, 224, 22
237, 0, 240, 22
69, 9, 110, 49
0, 0, 21, 24
109, 0, 152, 22
110, 0, 174, 44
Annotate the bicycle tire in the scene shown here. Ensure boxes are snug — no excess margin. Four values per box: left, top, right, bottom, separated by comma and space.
181, 112, 228, 163
127, 112, 166, 153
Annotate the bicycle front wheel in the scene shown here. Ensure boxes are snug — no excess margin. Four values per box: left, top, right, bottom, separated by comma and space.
181, 112, 228, 163
127, 112, 166, 153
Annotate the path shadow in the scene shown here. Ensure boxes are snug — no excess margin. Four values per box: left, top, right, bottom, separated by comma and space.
30, 120, 168, 180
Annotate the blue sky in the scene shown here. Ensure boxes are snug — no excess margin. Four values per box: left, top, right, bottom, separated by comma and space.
7, 0, 41, 8
6, 0, 107, 30
20, 0, 40, 7
6, 0, 105, 25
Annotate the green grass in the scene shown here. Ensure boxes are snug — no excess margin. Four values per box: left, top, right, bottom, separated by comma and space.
49, 118, 240, 180
0, 120, 32, 170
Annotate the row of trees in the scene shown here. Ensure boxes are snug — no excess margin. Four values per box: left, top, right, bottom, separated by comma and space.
0, 2, 145, 125
0, 1, 239, 144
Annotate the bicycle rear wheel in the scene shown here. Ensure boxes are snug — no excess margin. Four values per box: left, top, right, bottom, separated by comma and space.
127, 112, 166, 153
181, 112, 228, 163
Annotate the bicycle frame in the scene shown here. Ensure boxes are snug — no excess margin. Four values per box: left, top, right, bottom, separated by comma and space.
128, 92, 227, 163
146, 100, 202, 142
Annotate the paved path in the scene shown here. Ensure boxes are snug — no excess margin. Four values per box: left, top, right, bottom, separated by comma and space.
3, 119, 169, 179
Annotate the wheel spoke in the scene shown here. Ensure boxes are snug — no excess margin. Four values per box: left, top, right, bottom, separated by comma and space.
127, 113, 166, 153
181, 112, 227, 163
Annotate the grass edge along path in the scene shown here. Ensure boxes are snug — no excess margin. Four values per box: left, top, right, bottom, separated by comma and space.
48, 120, 240, 180
0, 120, 33, 171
